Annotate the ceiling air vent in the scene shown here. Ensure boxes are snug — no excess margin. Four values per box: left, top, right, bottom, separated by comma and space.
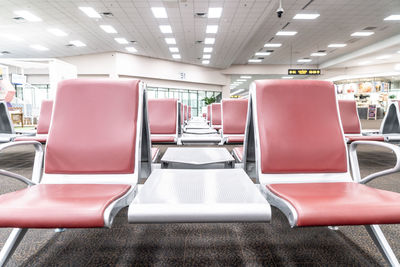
12, 17, 26, 22
257, 57, 265, 60
194, 12, 207, 18
195, 40, 203, 44
130, 41, 137, 44
266, 50, 274, 53
363, 26, 377, 30
65, 44, 74, 47
318, 50, 326, 52
1, 51, 10, 54
101, 12, 114, 18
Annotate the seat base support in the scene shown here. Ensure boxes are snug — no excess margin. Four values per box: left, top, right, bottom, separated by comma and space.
0, 228, 28, 267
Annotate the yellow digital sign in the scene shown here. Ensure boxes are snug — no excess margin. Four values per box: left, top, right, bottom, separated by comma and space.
288, 69, 321, 75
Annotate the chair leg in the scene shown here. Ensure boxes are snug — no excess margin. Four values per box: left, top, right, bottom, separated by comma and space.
365, 225, 400, 267
0, 228, 28, 267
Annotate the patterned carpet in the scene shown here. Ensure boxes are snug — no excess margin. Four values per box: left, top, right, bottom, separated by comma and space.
0, 119, 399, 266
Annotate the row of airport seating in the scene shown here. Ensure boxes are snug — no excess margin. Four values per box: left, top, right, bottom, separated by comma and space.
0, 79, 400, 265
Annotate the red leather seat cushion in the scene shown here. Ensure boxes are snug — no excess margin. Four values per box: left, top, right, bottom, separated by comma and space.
222, 99, 248, 134
14, 136, 47, 143
207, 105, 211, 121
37, 100, 53, 134
184, 105, 188, 121
211, 103, 221, 125
0, 184, 131, 228
151, 147, 159, 160
346, 135, 385, 143
151, 136, 175, 143
233, 146, 244, 161
255, 80, 347, 174
267, 182, 400, 226
338, 100, 361, 134
227, 136, 244, 143
148, 99, 177, 134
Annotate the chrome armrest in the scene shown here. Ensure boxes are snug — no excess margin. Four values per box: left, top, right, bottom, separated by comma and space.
349, 141, 400, 184
0, 141, 44, 185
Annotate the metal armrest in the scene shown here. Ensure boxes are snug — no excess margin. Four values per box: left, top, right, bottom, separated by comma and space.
0, 141, 44, 185
349, 141, 400, 184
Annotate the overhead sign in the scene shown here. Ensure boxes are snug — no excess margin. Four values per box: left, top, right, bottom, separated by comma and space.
11, 74, 26, 84
288, 69, 321, 75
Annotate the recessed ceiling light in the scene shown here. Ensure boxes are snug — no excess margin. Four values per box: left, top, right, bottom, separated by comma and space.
282, 76, 294, 79
398, 51, 400, 54
376, 55, 391, 60
237, 79, 246, 82
264, 43, 282, 47
172, 54, 181, 59
100, 25, 117, 34
204, 47, 213, 53
47, 28, 67, 37
115, 38, 129, 44
240, 76, 252, 79
202, 60, 210, 64
311, 52, 327, 56
204, 38, 215, 44
255, 52, 271, 56
208, 7, 222, 18
384, 15, 400, 20
126, 46, 137, 53
30, 44, 49, 51
293, 14, 320, 20
297, 59, 312, 62
203, 54, 211, 59
328, 43, 347, 48
248, 59, 262, 63
358, 61, 372, 65
276, 31, 297, 36
165, 38, 176, 44
351, 32, 374, 36
169, 47, 179, 52
159, 25, 172, 33
78, 7, 101, 18
69, 40, 86, 47
151, 7, 167, 18
206, 25, 218, 34
14, 10, 42, 21
1, 34, 24, 41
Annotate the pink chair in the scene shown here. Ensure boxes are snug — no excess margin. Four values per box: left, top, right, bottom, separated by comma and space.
243, 79, 400, 265
0, 79, 151, 265
206, 105, 211, 124
221, 99, 248, 144
211, 103, 221, 131
188, 106, 192, 120
14, 100, 54, 143
338, 100, 384, 143
148, 99, 179, 143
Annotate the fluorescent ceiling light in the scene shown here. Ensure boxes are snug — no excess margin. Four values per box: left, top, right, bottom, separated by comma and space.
276, 31, 297, 36
208, 7, 222, 18
293, 13, 320, 20
255, 52, 271, 56
264, 43, 282, 47
237, 79, 246, 82
1, 34, 23, 41
100, 25, 117, 34
202, 60, 210, 64
203, 54, 211, 59
79, 7, 101, 18
328, 43, 347, 48
384, 15, 400, 20
376, 55, 391, 60
169, 47, 179, 52
151, 7, 167, 18
240, 76, 252, 79
311, 52, 327, 56
47, 28, 67, 37
115, 38, 129, 44
206, 25, 218, 34
126, 46, 137, 53
70, 40, 86, 47
358, 61, 372, 65
351, 32, 374, 36
30, 44, 49, 51
297, 59, 312, 62
398, 51, 400, 54
165, 38, 176, 44
204, 38, 215, 44
248, 59, 262, 63
231, 89, 245, 95
282, 76, 294, 79
14, 10, 42, 21
159, 25, 172, 33
204, 47, 213, 53
172, 54, 181, 59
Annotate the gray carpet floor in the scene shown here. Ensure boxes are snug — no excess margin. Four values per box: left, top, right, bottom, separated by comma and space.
0, 119, 399, 266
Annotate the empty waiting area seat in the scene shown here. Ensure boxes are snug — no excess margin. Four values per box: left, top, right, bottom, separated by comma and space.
211, 103, 222, 130
221, 99, 248, 144
148, 99, 179, 143
245, 79, 400, 265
